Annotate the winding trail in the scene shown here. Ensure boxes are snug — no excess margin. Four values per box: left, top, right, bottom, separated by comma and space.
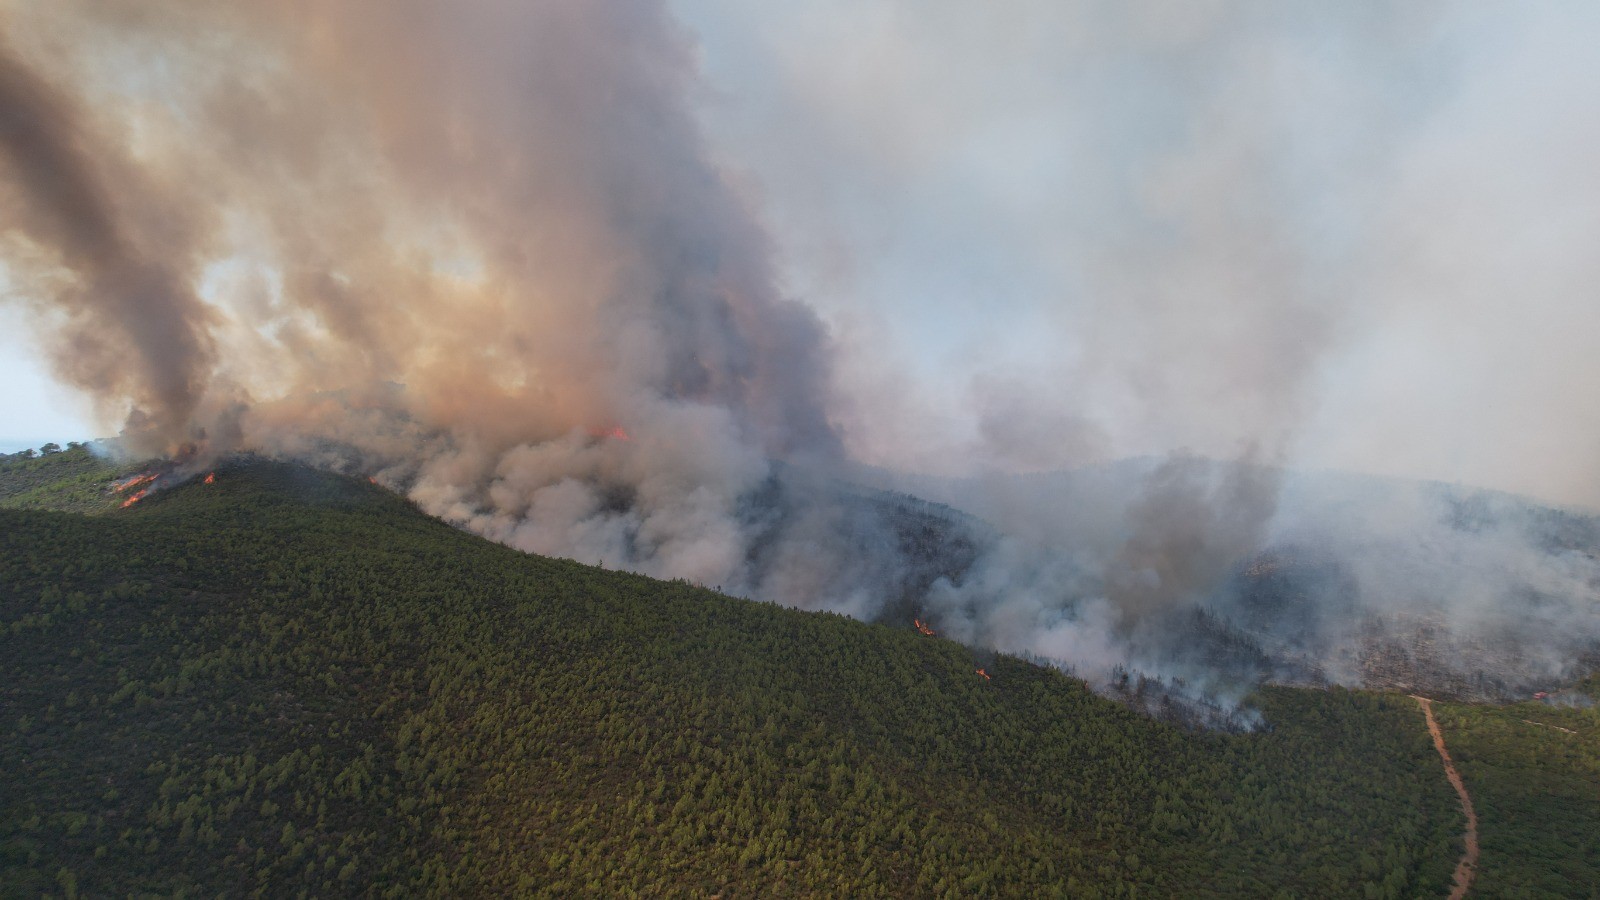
1412, 696, 1478, 899
1521, 718, 1578, 735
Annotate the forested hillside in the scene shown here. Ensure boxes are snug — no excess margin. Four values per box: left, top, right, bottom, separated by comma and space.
1431, 695, 1600, 896
0, 444, 144, 514
0, 448, 1553, 897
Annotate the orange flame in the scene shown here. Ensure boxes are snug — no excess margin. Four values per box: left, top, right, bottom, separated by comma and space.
120, 489, 149, 509
114, 473, 157, 493
368, 477, 378, 485
587, 425, 632, 441
913, 618, 936, 637
975, 668, 990, 681
204, 472, 215, 484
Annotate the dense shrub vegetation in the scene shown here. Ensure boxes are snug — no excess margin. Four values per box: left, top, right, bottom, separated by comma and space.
2, 448, 1573, 897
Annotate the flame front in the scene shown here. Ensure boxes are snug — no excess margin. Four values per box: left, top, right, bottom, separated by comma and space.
913, 618, 936, 637
976, 668, 990, 680
114, 473, 156, 493
204, 472, 215, 484
115, 471, 160, 507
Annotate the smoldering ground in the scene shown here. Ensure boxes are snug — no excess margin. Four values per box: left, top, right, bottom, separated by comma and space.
889, 458, 1600, 710
3, 2, 1600, 723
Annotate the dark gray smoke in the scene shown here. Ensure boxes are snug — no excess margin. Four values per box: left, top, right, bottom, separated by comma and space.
1107, 454, 1281, 633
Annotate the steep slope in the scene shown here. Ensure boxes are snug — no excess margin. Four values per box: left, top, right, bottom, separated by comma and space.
0, 458, 1467, 897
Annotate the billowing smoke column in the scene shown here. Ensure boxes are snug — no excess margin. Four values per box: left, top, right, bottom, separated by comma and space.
0, 1, 842, 598
0, 1, 977, 625
1, 1, 1598, 724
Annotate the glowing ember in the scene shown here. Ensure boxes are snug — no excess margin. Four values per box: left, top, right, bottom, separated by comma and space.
204, 472, 215, 484
975, 668, 990, 681
368, 477, 378, 485
120, 489, 149, 509
913, 618, 936, 637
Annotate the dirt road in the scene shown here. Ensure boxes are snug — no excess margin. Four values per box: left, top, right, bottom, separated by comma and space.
1412, 696, 1478, 899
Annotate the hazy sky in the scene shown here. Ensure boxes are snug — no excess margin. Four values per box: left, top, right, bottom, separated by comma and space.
0, 303, 95, 449
671, 0, 1600, 507
3, 1, 1600, 507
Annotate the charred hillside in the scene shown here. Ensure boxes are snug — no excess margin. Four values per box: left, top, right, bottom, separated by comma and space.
739, 467, 993, 626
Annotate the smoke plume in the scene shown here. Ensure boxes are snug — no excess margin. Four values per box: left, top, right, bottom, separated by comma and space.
3, 2, 1599, 721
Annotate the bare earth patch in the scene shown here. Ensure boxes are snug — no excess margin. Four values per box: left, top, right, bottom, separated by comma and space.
1412, 696, 1478, 899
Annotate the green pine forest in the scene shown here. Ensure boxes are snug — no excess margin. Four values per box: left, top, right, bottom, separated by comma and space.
1, 446, 1595, 897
